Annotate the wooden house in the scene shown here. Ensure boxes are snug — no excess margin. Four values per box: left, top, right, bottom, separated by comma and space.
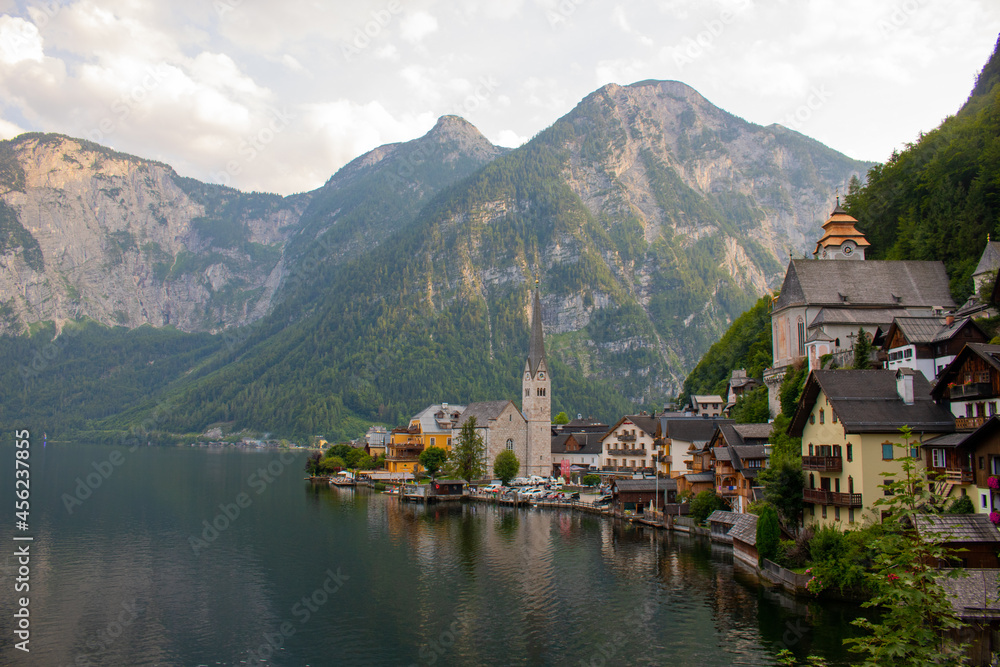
913, 514, 1000, 568
883, 316, 987, 381
931, 343, 1000, 432
611, 478, 677, 514
708, 423, 771, 513
730, 513, 759, 567
707, 510, 741, 544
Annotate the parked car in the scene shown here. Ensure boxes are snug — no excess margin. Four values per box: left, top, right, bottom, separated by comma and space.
520, 488, 545, 499
481, 483, 503, 494
593, 494, 613, 507
511, 477, 529, 487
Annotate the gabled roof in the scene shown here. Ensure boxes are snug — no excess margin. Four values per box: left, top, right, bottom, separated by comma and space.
884, 316, 987, 349
939, 569, 1000, 619
914, 514, 1000, 543
692, 394, 724, 405
713, 447, 731, 461
551, 432, 603, 455
604, 414, 659, 439
662, 417, 734, 443
714, 423, 771, 449
612, 478, 677, 493
683, 471, 715, 483
707, 510, 740, 525
789, 369, 955, 436
773, 260, 955, 312
456, 400, 518, 429
932, 343, 1000, 398
412, 403, 468, 433
807, 308, 904, 328
729, 513, 758, 545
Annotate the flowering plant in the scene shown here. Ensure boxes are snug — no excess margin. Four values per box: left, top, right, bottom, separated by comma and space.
989, 476, 1000, 490
887, 573, 899, 582
990, 511, 1000, 526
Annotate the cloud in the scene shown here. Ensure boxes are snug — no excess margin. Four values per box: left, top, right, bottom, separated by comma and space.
494, 129, 527, 147
399, 11, 438, 44
0, 16, 43, 64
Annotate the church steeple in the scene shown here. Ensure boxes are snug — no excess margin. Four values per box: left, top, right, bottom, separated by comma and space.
522, 278, 551, 477
527, 281, 547, 375
814, 197, 870, 260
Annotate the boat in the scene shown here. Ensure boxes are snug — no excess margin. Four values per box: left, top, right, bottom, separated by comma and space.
330, 471, 356, 487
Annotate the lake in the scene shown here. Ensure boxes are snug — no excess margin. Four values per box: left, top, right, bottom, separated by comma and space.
0, 443, 862, 665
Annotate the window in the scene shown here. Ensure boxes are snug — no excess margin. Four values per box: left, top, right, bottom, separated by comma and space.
525, 388, 530, 397
848, 476, 854, 494
835, 478, 840, 493
846, 444, 852, 462
809, 414, 815, 425
980, 456, 985, 471
797, 319, 805, 357
932, 448, 946, 468
967, 403, 975, 418
835, 507, 841, 521
808, 443, 814, 456
819, 409, 825, 424
848, 508, 855, 523
506, 438, 514, 451
832, 411, 838, 424
991, 401, 998, 416
536, 388, 546, 397
882, 443, 894, 460
983, 494, 989, 510
821, 505, 827, 519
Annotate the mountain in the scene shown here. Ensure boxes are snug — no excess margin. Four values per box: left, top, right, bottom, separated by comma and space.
0, 79, 871, 439
0, 118, 504, 334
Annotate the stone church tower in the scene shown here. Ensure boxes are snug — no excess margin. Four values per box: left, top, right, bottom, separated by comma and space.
522, 282, 551, 477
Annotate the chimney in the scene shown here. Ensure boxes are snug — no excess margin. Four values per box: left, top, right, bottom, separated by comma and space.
945, 315, 955, 326
896, 370, 914, 405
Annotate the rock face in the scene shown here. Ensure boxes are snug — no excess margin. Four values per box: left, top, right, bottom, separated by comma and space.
0, 134, 301, 333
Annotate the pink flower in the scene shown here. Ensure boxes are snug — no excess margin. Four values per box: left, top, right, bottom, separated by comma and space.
989, 476, 1000, 490
887, 573, 899, 582
990, 511, 1000, 526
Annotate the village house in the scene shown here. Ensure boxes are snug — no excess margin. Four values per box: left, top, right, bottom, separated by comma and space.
882, 316, 987, 381
365, 425, 390, 458
676, 436, 718, 497
764, 201, 955, 414
932, 343, 1000, 432
599, 413, 658, 474
386, 402, 466, 474
789, 368, 955, 527
729, 513, 759, 567
707, 423, 772, 513
659, 417, 733, 478
935, 417, 1000, 515
913, 514, 1000, 568
723, 369, 762, 413
690, 395, 725, 417
550, 432, 602, 476
610, 478, 677, 514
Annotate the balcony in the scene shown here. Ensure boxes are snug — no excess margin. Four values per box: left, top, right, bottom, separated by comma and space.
956, 416, 988, 431
607, 448, 647, 457
932, 467, 974, 484
801, 455, 843, 472
618, 433, 637, 442
386, 455, 420, 463
803, 488, 862, 507
656, 454, 671, 463
717, 485, 739, 496
950, 382, 993, 400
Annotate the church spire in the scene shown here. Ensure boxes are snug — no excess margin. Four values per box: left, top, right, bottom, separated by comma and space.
528, 280, 546, 375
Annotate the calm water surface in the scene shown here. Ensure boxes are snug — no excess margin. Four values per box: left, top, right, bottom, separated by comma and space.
0, 443, 863, 665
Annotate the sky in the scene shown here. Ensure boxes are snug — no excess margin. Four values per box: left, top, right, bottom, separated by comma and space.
0, 0, 996, 196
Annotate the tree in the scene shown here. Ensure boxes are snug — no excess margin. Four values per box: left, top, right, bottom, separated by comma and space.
779, 364, 807, 417
757, 456, 804, 531
447, 416, 486, 483
852, 327, 873, 370
946, 494, 974, 514
493, 449, 520, 485
319, 455, 346, 472
304, 452, 322, 476
755, 505, 781, 565
844, 427, 968, 666
553, 411, 570, 425
730, 386, 769, 423
582, 474, 601, 487
419, 446, 448, 478
689, 490, 725, 524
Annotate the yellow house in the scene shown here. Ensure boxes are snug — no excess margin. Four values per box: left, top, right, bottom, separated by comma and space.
386, 403, 466, 474
789, 368, 956, 528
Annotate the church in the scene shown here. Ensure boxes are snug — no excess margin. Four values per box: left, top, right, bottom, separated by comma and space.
764, 200, 956, 414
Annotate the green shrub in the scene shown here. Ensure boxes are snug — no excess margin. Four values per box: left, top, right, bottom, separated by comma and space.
946, 494, 975, 514
582, 474, 601, 486
689, 490, 725, 524
756, 506, 781, 565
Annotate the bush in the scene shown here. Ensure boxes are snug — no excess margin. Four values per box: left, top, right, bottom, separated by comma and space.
946, 494, 975, 514
582, 474, 601, 486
